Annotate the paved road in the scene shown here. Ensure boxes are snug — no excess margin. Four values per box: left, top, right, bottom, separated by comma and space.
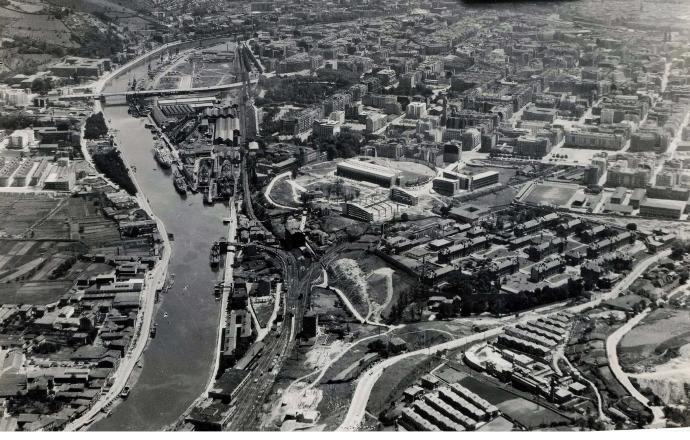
337, 249, 671, 430
606, 307, 665, 425
605, 280, 690, 428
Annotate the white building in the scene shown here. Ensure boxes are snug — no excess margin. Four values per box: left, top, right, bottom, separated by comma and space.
406, 102, 428, 119
9, 129, 35, 149
312, 119, 341, 138
329, 110, 346, 124
365, 113, 387, 134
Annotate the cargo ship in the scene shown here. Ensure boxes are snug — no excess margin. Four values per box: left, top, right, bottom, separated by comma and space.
210, 241, 220, 267
173, 172, 187, 195
153, 146, 173, 169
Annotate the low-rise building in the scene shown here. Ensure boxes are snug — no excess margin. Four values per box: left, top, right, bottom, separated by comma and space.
639, 198, 686, 220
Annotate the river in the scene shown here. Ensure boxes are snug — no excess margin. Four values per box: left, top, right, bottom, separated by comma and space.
91, 63, 227, 430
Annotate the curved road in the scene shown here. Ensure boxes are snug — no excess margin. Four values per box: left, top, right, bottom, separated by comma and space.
606, 308, 665, 426
338, 249, 672, 430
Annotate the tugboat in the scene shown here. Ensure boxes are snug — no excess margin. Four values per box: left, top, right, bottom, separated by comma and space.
210, 241, 220, 267
173, 172, 187, 195
213, 282, 223, 299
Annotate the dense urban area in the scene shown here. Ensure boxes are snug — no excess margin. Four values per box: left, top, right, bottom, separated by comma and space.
2, 0, 690, 433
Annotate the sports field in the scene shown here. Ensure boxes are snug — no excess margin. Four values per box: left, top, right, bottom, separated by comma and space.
522, 183, 578, 207
370, 158, 436, 181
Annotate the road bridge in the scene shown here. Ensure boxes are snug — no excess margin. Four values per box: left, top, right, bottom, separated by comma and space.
59, 79, 260, 101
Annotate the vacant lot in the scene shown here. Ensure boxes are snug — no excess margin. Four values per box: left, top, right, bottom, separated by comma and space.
366, 354, 439, 416
269, 177, 300, 208
0, 193, 65, 238
619, 308, 690, 372
0, 280, 74, 304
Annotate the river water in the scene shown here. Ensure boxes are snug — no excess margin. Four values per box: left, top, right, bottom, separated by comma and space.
91, 64, 227, 430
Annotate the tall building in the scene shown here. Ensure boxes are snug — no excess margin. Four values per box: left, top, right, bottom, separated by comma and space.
656, 171, 679, 187
312, 119, 341, 139
565, 130, 624, 150
605, 166, 650, 188
515, 136, 551, 158
470, 171, 499, 190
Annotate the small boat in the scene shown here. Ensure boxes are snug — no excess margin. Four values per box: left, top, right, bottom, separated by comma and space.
150, 324, 157, 338
210, 241, 220, 267
163, 312, 168, 318
120, 386, 131, 399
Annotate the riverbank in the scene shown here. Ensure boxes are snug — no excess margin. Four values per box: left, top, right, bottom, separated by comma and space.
66, 85, 172, 434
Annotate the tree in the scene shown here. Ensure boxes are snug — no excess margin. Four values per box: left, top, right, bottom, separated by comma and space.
31, 77, 53, 95
84, 112, 108, 139
400, 212, 409, 222
626, 222, 638, 231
